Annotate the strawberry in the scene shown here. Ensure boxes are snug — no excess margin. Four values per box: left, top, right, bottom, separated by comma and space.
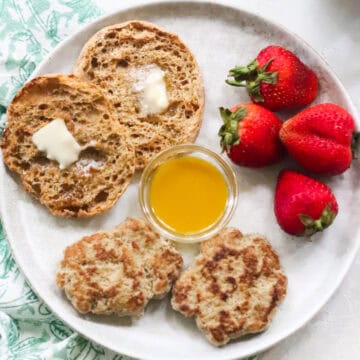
274, 170, 338, 236
280, 103, 357, 175
218, 103, 285, 167
226, 45, 318, 111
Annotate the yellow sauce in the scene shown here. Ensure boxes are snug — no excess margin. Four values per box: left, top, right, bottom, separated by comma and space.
149, 156, 228, 234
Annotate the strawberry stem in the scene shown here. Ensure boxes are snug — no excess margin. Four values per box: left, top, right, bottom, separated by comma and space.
351, 131, 360, 159
226, 58, 277, 102
218, 106, 248, 152
298, 204, 337, 237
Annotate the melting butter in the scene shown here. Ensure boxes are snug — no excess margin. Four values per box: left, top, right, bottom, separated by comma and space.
132, 64, 169, 115
32, 118, 81, 169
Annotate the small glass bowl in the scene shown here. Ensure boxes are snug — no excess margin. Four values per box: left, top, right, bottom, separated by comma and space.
139, 144, 238, 243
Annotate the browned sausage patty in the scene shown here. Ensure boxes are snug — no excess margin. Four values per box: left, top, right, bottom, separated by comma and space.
171, 228, 287, 346
57, 217, 183, 317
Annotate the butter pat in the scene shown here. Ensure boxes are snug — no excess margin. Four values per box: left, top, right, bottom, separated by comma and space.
133, 64, 169, 115
32, 119, 81, 169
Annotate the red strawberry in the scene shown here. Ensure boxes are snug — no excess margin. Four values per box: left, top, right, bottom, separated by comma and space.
226, 45, 318, 111
274, 170, 338, 236
218, 103, 285, 167
280, 103, 357, 175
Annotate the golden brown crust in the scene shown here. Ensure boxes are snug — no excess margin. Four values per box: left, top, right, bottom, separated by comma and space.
56, 217, 183, 317
1, 74, 135, 217
171, 228, 287, 346
74, 20, 204, 169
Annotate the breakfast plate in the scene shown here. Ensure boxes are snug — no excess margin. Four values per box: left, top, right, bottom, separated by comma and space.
1, 0, 360, 359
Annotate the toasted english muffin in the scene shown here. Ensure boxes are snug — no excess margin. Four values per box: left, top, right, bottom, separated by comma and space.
171, 228, 287, 346
1, 74, 135, 217
56, 217, 183, 317
74, 20, 204, 169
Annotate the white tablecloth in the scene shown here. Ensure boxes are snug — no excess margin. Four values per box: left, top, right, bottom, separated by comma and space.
95, 0, 360, 358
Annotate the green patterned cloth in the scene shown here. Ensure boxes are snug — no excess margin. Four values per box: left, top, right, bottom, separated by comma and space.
0, 1, 129, 358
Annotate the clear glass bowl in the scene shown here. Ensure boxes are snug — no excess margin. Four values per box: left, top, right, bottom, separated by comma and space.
139, 144, 238, 243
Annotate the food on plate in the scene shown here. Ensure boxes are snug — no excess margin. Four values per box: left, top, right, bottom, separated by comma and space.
74, 20, 204, 170
218, 103, 285, 167
274, 170, 338, 236
149, 156, 228, 234
1, 74, 135, 217
56, 217, 183, 317
280, 103, 357, 175
171, 228, 287, 346
226, 45, 318, 111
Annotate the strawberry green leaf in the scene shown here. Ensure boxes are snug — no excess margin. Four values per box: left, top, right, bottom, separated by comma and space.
226, 58, 277, 102
226, 59, 258, 87
218, 106, 247, 152
298, 204, 337, 237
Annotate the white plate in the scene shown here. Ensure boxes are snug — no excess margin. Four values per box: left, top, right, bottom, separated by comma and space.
1, 1, 360, 359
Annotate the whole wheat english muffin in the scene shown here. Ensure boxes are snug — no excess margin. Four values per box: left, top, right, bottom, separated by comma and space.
56, 217, 183, 317
1, 74, 135, 217
171, 228, 287, 346
74, 20, 204, 169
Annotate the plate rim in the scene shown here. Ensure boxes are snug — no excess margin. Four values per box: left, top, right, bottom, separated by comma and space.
1, 0, 359, 359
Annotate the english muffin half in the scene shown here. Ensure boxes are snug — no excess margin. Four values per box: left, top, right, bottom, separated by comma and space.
171, 228, 287, 346
74, 20, 204, 169
1, 74, 135, 217
56, 217, 183, 317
